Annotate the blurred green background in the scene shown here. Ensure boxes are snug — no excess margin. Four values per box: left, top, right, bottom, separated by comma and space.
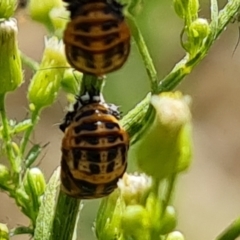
1, 0, 240, 239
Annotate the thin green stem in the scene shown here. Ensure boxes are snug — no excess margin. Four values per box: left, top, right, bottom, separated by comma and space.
50, 192, 81, 240
126, 13, 159, 93
20, 109, 40, 157
161, 174, 177, 219
121, 93, 151, 140
216, 217, 240, 240
0, 94, 18, 174
20, 52, 39, 72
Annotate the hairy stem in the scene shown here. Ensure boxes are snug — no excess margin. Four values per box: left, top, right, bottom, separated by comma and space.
50, 192, 81, 240
0, 94, 18, 175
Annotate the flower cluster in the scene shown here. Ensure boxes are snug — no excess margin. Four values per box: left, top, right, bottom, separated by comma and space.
95, 92, 192, 240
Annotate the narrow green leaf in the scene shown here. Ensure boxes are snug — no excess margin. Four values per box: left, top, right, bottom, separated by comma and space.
25, 143, 49, 168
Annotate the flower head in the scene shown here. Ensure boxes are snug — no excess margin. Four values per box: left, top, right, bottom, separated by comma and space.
28, 37, 67, 111
0, 19, 23, 95
133, 92, 192, 180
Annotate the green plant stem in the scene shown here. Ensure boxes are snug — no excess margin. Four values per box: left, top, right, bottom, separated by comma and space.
216, 217, 240, 240
0, 94, 18, 174
80, 74, 104, 95
20, 109, 39, 157
126, 13, 159, 93
50, 191, 81, 240
20, 52, 39, 72
121, 93, 151, 139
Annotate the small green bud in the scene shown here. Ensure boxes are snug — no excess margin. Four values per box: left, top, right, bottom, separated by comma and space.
159, 206, 177, 234
0, 0, 17, 19
61, 69, 82, 95
166, 231, 185, 240
189, 18, 210, 39
28, 37, 67, 111
11, 141, 21, 157
0, 223, 9, 240
15, 188, 37, 221
29, 0, 63, 31
133, 92, 192, 179
173, 0, 189, 19
174, 0, 199, 20
144, 192, 162, 236
189, 0, 199, 19
0, 19, 23, 95
0, 164, 11, 191
24, 168, 46, 199
20, 168, 46, 220
185, 18, 210, 55
15, 188, 30, 210
49, 7, 69, 37
122, 205, 151, 240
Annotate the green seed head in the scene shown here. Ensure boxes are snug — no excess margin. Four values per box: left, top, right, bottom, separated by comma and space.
159, 206, 177, 235
0, 19, 23, 95
24, 168, 46, 198
49, 6, 69, 37
122, 205, 151, 240
188, 0, 199, 19
0, 0, 17, 19
28, 37, 67, 111
29, 0, 63, 31
174, 0, 199, 20
189, 18, 210, 41
173, 0, 189, 19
